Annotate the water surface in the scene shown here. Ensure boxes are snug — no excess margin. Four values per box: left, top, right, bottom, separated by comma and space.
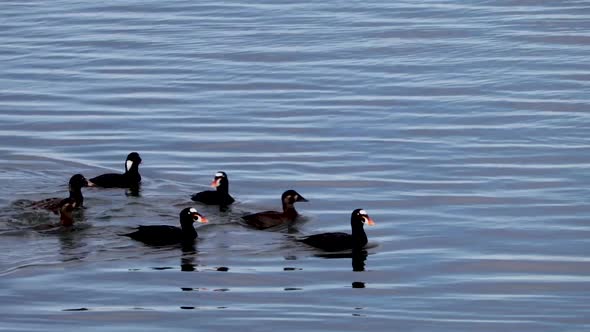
1, 1, 589, 331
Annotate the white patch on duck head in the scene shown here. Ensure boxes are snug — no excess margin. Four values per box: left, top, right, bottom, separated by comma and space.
215, 172, 225, 178
359, 209, 368, 216
189, 207, 198, 214
126, 160, 134, 172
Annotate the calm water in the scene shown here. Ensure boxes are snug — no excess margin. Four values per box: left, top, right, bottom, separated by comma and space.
1, 1, 589, 331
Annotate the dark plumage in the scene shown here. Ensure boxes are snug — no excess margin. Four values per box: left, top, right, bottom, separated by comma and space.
89, 152, 142, 188
57, 200, 76, 227
242, 190, 307, 230
29, 174, 90, 213
122, 207, 208, 246
191, 171, 235, 206
31, 200, 77, 231
298, 209, 375, 252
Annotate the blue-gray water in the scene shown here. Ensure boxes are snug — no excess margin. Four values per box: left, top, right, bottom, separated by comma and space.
1, 1, 589, 331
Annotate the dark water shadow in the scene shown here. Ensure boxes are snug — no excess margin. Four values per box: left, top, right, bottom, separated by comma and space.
180, 244, 198, 272
284, 287, 303, 291
315, 249, 368, 272
85, 183, 142, 198
135, 241, 202, 272
124, 238, 201, 272
57, 228, 90, 262
125, 185, 141, 197
235, 214, 310, 233
218, 204, 230, 213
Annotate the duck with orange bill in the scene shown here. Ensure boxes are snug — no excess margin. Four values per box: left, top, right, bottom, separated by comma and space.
191, 171, 235, 206
121, 207, 208, 246
297, 209, 375, 252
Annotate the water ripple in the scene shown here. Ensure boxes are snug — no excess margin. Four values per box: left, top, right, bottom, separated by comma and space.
1, 0, 589, 331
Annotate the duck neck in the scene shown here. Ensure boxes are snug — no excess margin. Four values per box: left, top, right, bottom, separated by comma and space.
126, 164, 139, 174
180, 221, 198, 240
69, 187, 84, 207
216, 181, 229, 196
125, 165, 141, 183
351, 222, 368, 249
282, 202, 298, 220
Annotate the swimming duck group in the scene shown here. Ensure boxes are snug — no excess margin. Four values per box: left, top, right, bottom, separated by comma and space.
26, 152, 375, 252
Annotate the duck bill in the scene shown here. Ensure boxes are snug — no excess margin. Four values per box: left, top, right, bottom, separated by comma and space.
195, 214, 209, 224
296, 195, 308, 202
87, 180, 96, 187
364, 216, 375, 226
210, 178, 221, 188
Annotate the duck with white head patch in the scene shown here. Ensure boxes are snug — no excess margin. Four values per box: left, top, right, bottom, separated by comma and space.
88, 152, 142, 188
297, 209, 375, 252
191, 171, 235, 207
121, 207, 208, 246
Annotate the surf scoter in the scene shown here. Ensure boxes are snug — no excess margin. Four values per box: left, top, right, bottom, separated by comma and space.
89, 152, 142, 188
122, 207, 208, 246
29, 174, 90, 213
242, 189, 307, 230
191, 171, 234, 206
298, 209, 375, 252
